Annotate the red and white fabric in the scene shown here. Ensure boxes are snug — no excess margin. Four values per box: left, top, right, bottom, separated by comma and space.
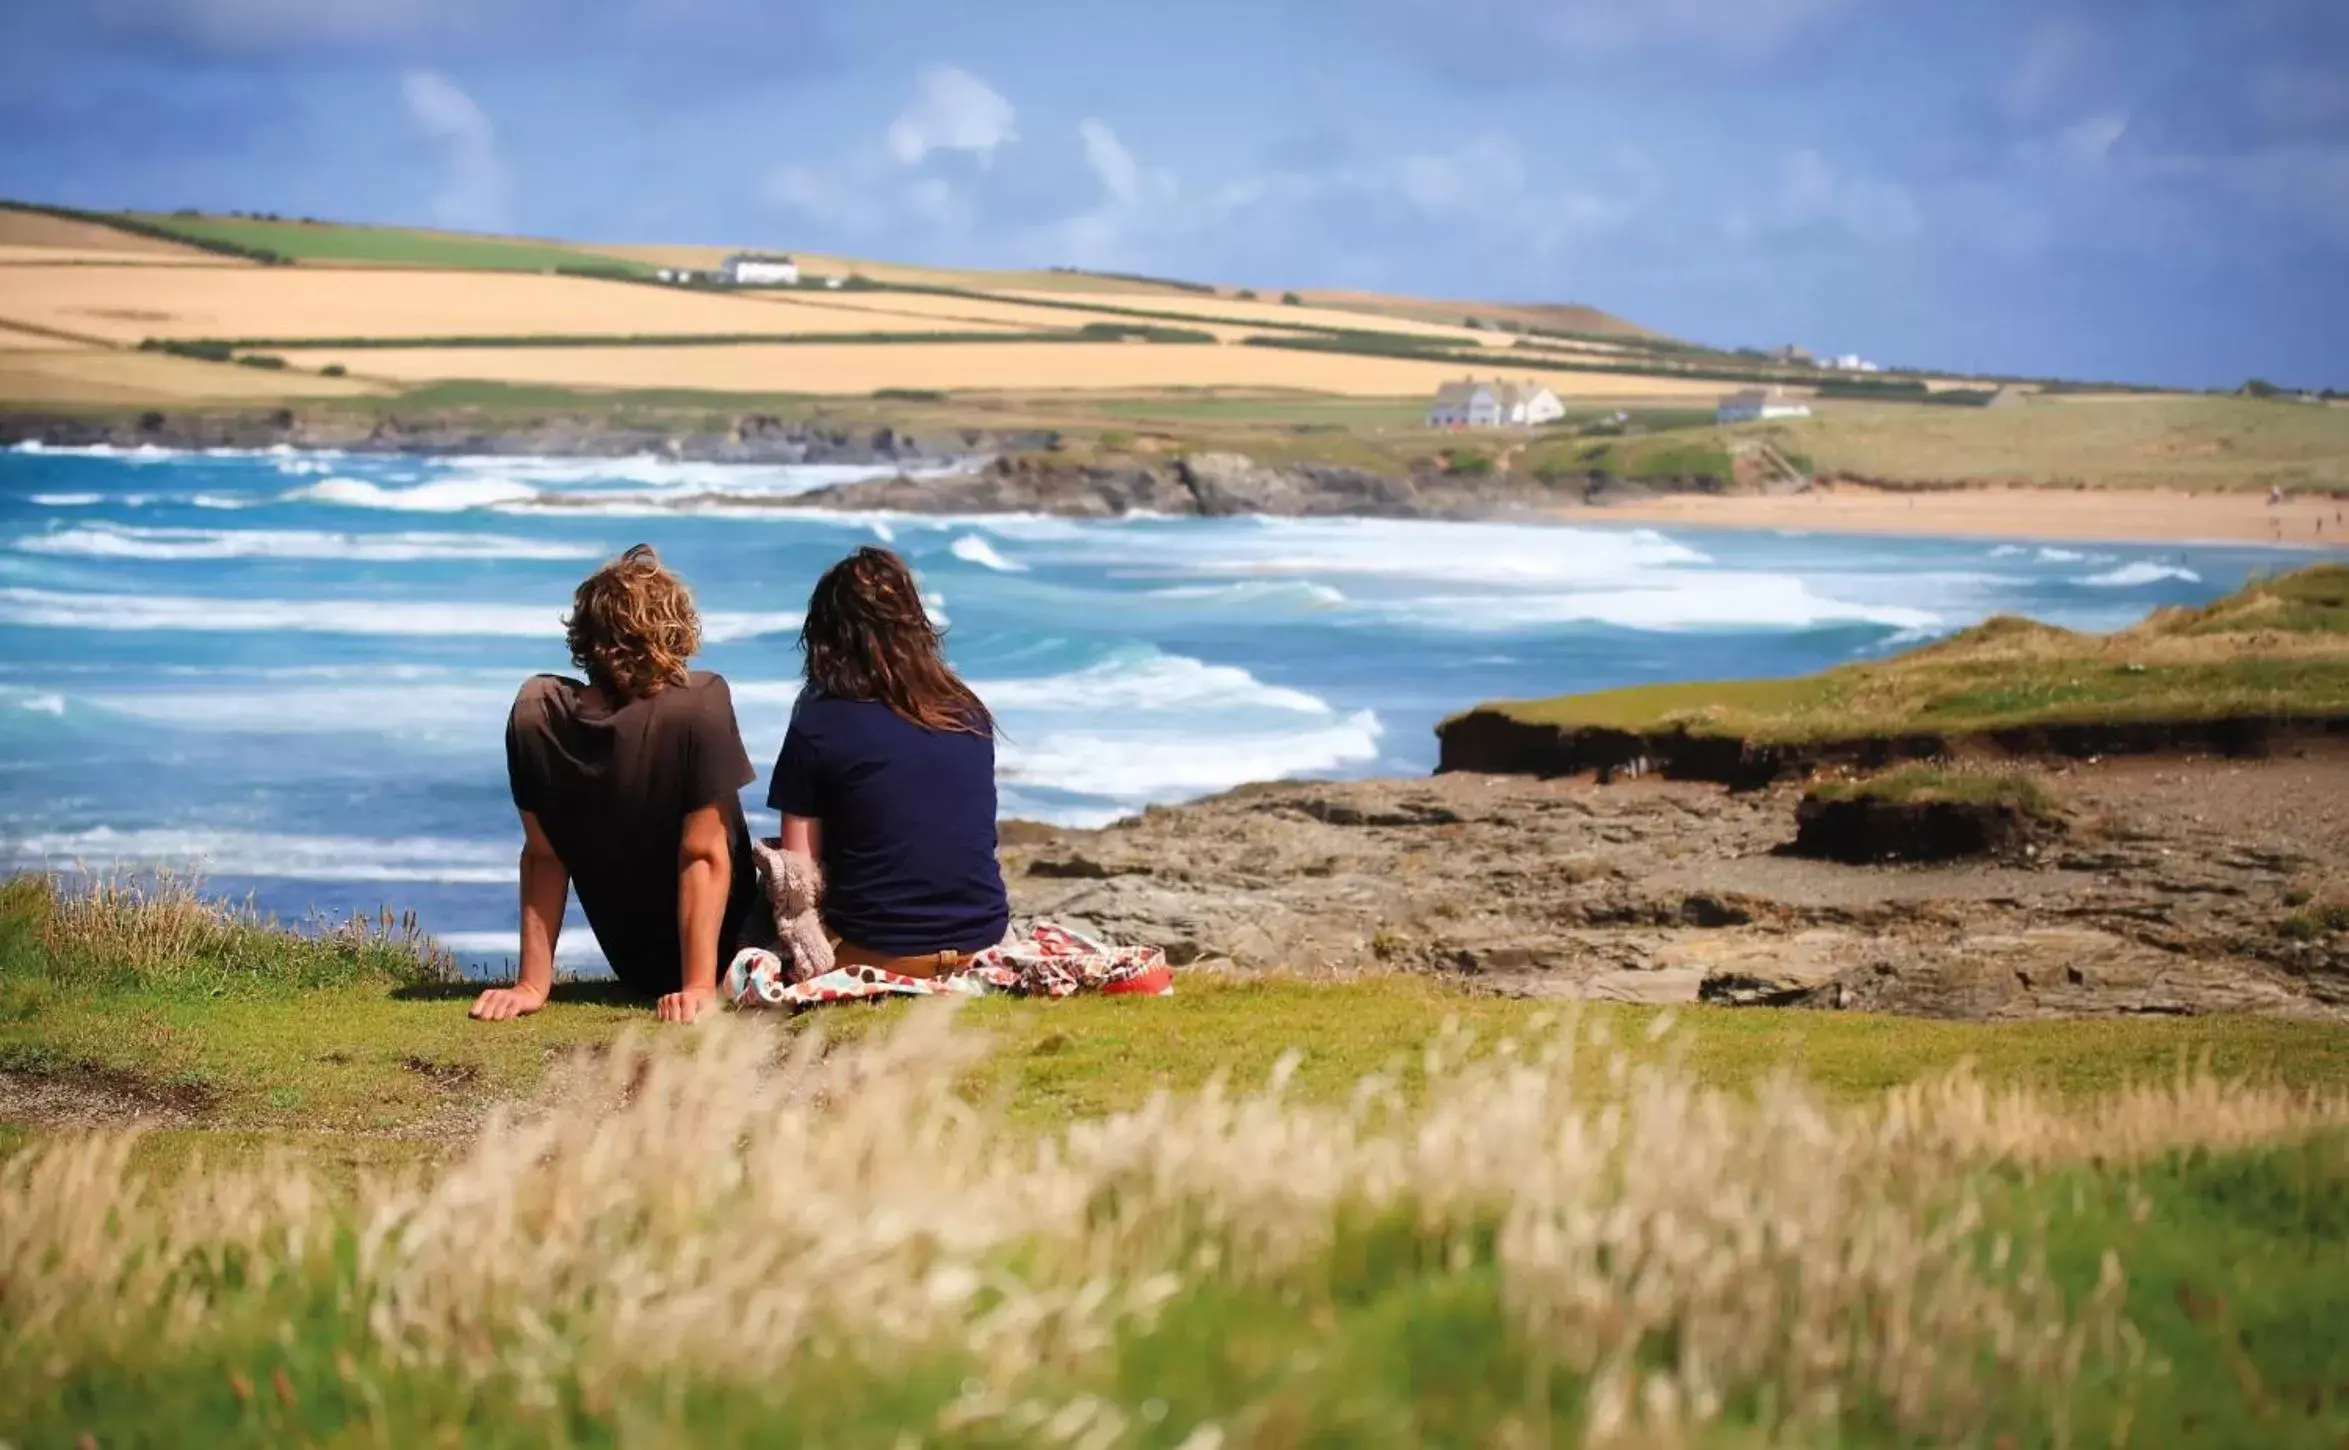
723, 921, 1172, 1013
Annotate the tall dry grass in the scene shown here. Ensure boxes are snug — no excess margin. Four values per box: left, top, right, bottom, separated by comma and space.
7, 872, 455, 990
7, 1006, 2345, 1443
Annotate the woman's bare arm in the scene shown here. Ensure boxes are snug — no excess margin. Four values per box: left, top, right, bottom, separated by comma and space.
782, 814, 822, 861
471, 811, 566, 1021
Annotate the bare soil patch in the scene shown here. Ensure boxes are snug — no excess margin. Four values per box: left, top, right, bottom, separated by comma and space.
0, 1065, 212, 1129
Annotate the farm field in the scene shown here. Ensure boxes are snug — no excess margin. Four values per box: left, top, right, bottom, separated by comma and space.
0, 349, 383, 403
124, 213, 654, 273
0, 265, 1037, 346
0, 245, 231, 268
1757, 393, 2349, 492
0, 207, 213, 258
285, 338, 1737, 397
992, 285, 1518, 347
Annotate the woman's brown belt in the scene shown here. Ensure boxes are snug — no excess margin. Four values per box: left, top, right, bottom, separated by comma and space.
829, 937, 969, 979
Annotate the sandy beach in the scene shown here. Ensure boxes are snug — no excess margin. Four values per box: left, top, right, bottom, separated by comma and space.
1585, 484, 2349, 548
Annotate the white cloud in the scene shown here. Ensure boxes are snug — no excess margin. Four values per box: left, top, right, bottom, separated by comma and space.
1763, 148, 1920, 242
1078, 119, 1142, 206
401, 69, 507, 231
2058, 113, 2129, 166
884, 66, 1017, 168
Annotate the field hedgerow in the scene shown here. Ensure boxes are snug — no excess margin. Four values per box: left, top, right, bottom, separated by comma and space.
7, 1005, 2347, 1446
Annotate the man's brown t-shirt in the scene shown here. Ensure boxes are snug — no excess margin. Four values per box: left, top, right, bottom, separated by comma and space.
505, 671, 758, 996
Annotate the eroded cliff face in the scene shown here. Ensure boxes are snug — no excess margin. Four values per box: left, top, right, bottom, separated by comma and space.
998, 755, 2349, 1021
1433, 709, 2349, 785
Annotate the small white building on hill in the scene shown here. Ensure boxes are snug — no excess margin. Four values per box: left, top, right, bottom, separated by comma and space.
722, 253, 800, 286
1428, 378, 1565, 428
1717, 387, 1813, 423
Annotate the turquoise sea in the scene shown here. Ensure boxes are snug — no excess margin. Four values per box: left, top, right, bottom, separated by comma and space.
0, 442, 2316, 973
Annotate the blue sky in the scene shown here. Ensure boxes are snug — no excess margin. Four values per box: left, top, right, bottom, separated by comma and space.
4, 0, 2346, 389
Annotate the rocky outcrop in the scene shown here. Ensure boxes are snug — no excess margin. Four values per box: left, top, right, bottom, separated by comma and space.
1001, 755, 2349, 1021
0, 408, 1003, 468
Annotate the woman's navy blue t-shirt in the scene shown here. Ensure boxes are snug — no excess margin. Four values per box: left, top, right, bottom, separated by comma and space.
767, 692, 1010, 955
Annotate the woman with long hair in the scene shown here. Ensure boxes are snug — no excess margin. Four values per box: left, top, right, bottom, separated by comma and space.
768, 546, 1009, 972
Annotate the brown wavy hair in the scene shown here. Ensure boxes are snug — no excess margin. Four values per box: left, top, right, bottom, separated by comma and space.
800, 547, 992, 734
565, 544, 701, 700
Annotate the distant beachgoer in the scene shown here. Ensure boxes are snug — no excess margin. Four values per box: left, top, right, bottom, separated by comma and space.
471, 545, 758, 1024
2269, 485, 2285, 507
767, 547, 1010, 977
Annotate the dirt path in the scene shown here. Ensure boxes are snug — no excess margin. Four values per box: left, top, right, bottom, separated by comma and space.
1003, 751, 2349, 1019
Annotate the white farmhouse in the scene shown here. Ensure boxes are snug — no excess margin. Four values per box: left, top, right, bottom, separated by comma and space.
1428, 378, 1565, 428
1717, 387, 1813, 423
722, 253, 800, 286
1823, 353, 1882, 373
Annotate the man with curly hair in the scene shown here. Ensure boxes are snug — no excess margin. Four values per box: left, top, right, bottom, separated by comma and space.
472, 545, 758, 1023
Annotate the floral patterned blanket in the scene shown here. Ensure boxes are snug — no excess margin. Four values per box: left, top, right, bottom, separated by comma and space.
723, 921, 1172, 1012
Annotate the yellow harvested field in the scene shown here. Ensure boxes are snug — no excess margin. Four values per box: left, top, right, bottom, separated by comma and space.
0, 266, 1034, 345
0, 323, 91, 351
1300, 288, 1652, 341
0, 350, 385, 404
738, 290, 1113, 333
0, 209, 215, 258
283, 340, 1732, 398
991, 288, 1511, 348
0, 244, 235, 268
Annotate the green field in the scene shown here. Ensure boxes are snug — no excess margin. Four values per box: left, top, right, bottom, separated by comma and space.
124, 213, 657, 274
1473, 564, 2349, 742
6, 875, 2349, 1446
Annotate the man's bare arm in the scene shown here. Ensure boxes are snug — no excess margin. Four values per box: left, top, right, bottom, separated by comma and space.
471, 811, 566, 1022
658, 803, 731, 1023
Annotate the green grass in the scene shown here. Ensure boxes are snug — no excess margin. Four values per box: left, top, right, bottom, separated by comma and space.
8, 877, 2349, 1444
1809, 764, 2061, 815
8, 875, 2349, 1146
1474, 565, 2349, 743
123, 213, 657, 275
1760, 394, 2349, 494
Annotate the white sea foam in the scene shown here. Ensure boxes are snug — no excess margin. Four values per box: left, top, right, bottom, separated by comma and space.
286, 476, 540, 512
2080, 562, 2201, 588
432, 931, 610, 966
29, 492, 101, 507
6, 827, 518, 884
976, 649, 1332, 716
1366, 574, 1939, 633
949, 534, 1026, 572
1148, 580, 1350, 608
188, 494, 257, 509
1064, 518, 1713, 586
0, 586, 798, 641
12, 692, 66, 716
2036, 547, 2086, 563
1988, 545, 2027, 558
16, 523, 599, 563
1000, 710, 1384, 804
871, 521, 897, 543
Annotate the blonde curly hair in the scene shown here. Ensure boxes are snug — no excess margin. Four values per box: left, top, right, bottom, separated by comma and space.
565, 544, 701, 699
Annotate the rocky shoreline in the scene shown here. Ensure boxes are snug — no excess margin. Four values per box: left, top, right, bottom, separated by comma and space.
0, 409, 1695, 520
1000, 751, 2349, 1021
